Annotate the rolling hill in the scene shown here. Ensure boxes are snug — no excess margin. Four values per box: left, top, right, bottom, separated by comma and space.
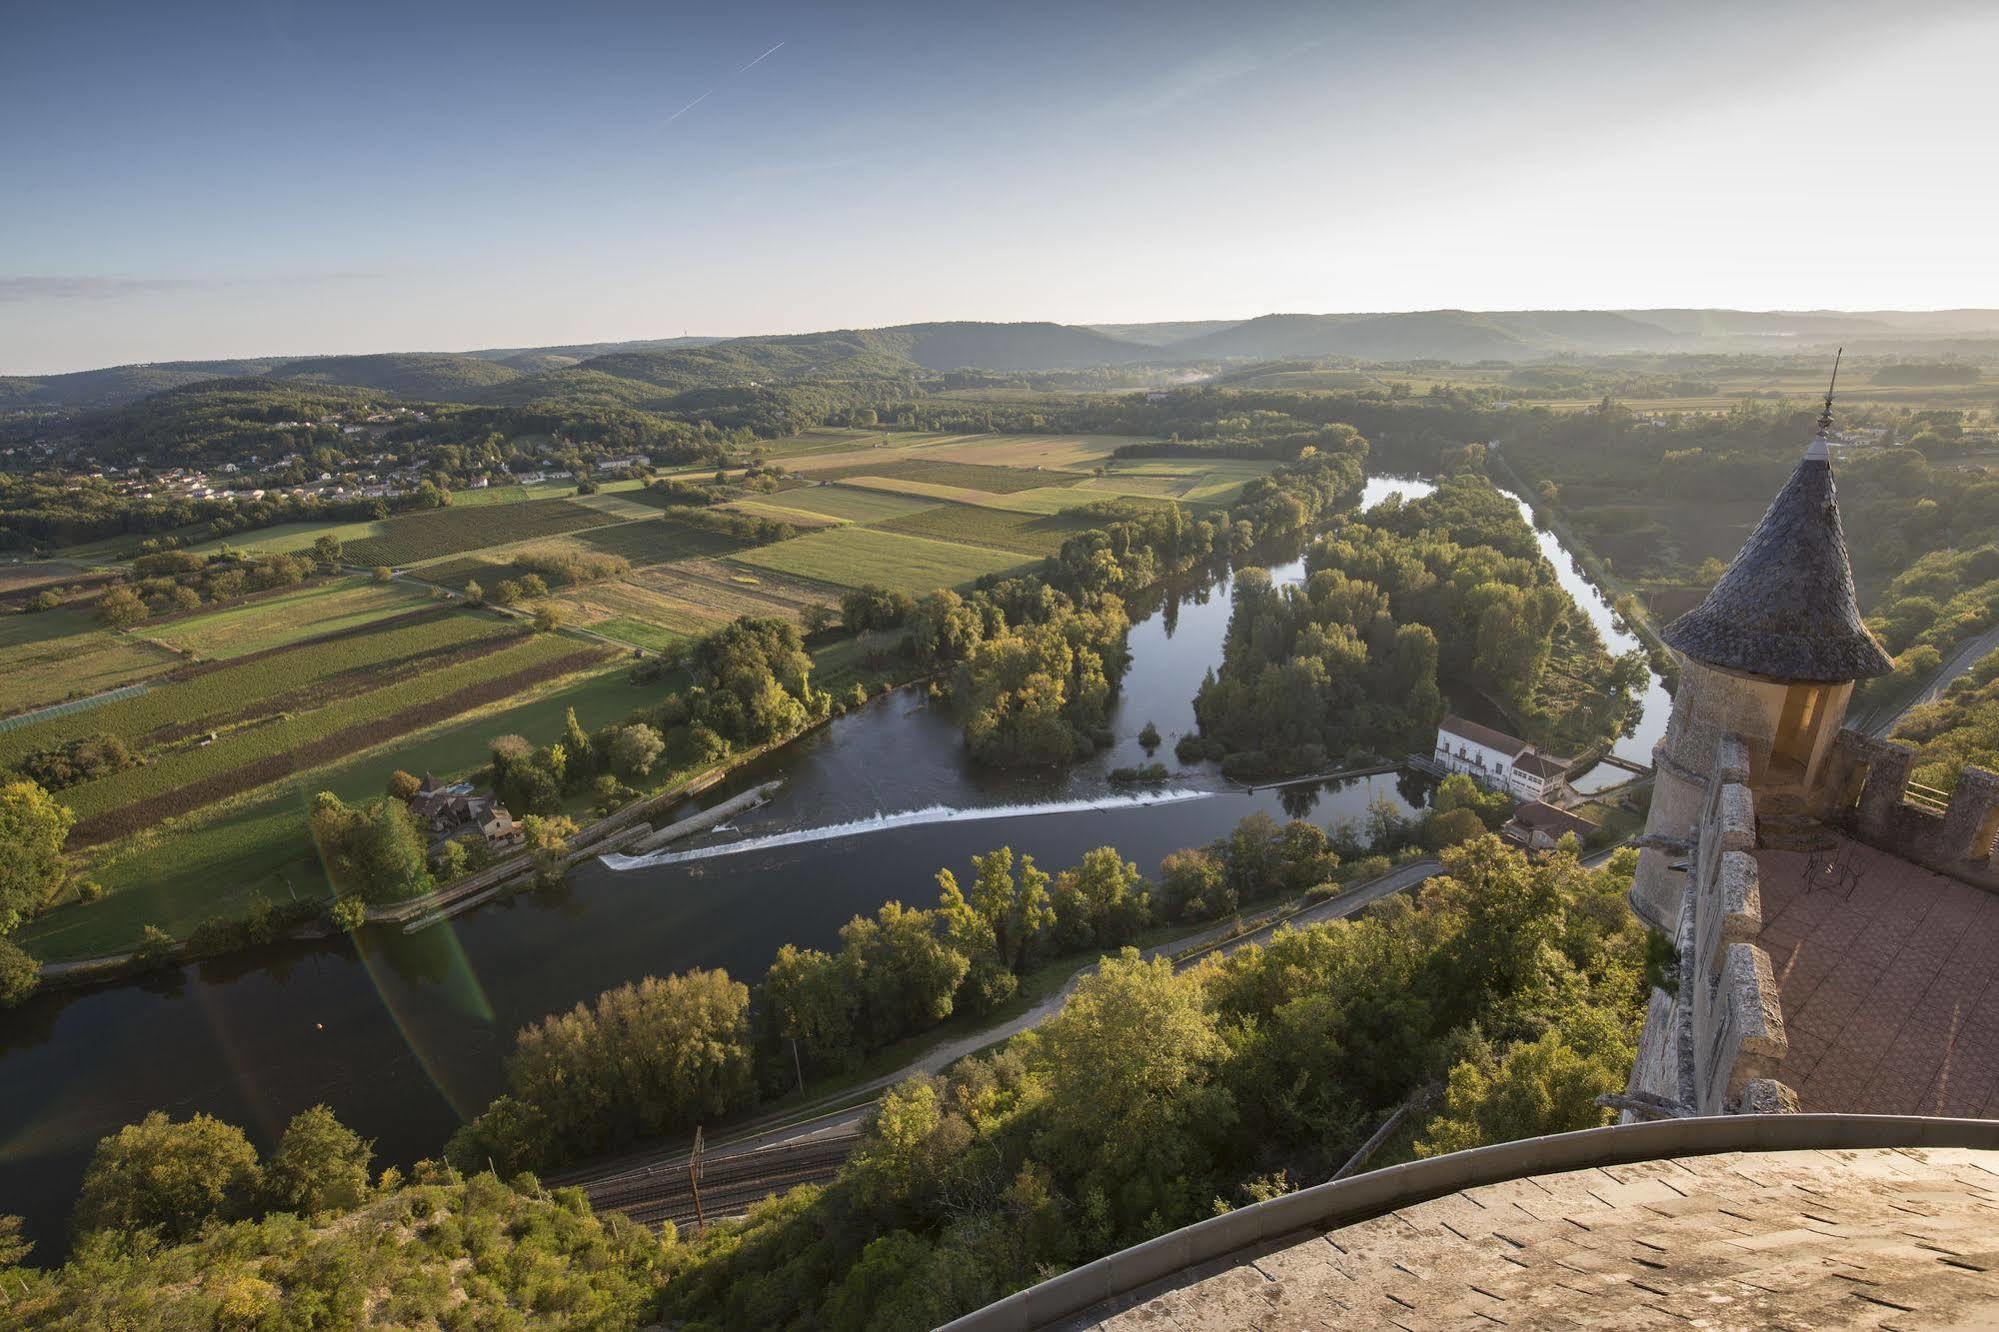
265, 353, 523, 398
13, 311, 1999, 414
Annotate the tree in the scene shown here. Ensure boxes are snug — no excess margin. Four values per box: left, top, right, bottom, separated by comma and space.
532, 602, 567, 634
312, 534, 343, 569
610, 723, 665, 780
1039, 948, 1223, 1176
1415, 1029, 1622, 1157
562, 707, 596, 783
261, 1105, 372, 1219
941, 847, 1055, 973
464, 578, 485, 606
1422, 806, 1488, 850
0, 937, 39, 1006
74, 1111, 262, 1241
0, 780, 73, 935
96, 586, 146, 629
372, 565, 394, 584
386, 769, 423, 802
1158, 846, 1230, 922
1049, 846, 1149, 950
763, 944, 860, 1078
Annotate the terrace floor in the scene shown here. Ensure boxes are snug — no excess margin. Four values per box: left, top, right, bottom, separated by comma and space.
1069, 1147, 1999, 1330
1756, 838, 1999, 1117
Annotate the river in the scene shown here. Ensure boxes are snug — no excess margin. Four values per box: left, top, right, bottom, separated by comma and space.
0, 472, 1669, 1253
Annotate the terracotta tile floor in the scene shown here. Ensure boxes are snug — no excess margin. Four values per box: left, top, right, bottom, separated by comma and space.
1757, 839, 1999, 1116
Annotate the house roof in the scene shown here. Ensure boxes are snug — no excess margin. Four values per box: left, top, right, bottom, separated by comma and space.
1512, 750, 1568, 780
1505, 800, 1598, 838
1660, 435, 1893, 682
1437, 714, 1527, 757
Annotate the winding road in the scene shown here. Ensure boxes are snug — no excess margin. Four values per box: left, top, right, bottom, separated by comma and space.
560, 856, 1449, 1224
1858, 621, 1999, 737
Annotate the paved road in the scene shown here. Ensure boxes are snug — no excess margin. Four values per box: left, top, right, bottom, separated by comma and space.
1859, 621, 1999, 737
565, 858, 1448, 1200
567, 844, 1632, 1211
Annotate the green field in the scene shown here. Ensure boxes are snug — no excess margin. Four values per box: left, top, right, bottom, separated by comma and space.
591, 616, 689, 651
567, 561, 835, 639
23, 665, 651, 959
730, 525, 1033, 595
0, 609, 182, 717
802, 458, 1088, 494
735, 484, 938, 524
0, 608, 511, 767
145, 578, 433, 659
973, 486, 1182, 516
720, 499, 845, 529
344, 499, 612, 567
570, 516, 763, 566
878, 503, 1098, 555
57, 633, 602, 840
571, 491, 672, 522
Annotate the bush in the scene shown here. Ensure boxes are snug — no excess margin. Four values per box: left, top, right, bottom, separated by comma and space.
0, 937, 39, 1006
1108, 762, 1170, 784
19, 732, 134, 790
610, 723, 665, 780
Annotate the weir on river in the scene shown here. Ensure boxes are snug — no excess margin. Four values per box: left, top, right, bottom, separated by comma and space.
0, 472, 1671, 1256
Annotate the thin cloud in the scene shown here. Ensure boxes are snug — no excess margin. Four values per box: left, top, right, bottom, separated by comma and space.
0, 274, 382, 303
665, 90, 711, 123
736, 41, 784, 74
667, 41, 785, 130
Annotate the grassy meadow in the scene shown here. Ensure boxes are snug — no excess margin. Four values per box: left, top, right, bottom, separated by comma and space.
0, 609, 182, 717
143, 577, 433, 658
731, 525, 1034, 595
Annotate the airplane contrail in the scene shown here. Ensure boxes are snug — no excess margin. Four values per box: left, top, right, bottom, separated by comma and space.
736, 41, 784, 73
665, 90, 711, 123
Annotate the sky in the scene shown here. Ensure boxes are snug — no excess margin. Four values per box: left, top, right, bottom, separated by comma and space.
4, 0, 1997, 374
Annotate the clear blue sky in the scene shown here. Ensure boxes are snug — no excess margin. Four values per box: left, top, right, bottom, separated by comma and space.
5, 0, 1995, 374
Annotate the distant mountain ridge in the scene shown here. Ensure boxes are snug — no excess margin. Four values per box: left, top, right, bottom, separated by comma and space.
7, 309, 1999, 410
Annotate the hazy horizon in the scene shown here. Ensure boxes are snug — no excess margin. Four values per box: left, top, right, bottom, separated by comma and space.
8, 0, 1997, 375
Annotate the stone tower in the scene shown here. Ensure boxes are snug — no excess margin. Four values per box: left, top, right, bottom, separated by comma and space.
1628, 406, 1894, 929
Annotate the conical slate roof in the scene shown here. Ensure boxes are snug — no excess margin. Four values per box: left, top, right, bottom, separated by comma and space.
1661, 434, 1893, 682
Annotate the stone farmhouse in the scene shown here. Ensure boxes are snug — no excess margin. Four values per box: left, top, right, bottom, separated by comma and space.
407, 774, 523, 856
1431, 714, 1569, 802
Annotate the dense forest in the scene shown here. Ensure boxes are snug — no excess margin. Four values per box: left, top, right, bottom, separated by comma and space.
1186, 473, 1646, 775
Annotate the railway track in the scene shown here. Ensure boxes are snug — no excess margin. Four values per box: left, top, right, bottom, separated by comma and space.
584, 1133, 863, 1230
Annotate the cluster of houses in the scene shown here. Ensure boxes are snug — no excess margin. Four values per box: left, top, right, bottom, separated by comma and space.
1430, 714, 1600, 851
406, 774, 523, 859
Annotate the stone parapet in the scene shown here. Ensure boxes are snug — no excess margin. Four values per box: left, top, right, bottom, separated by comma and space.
1815, 730, 1999, 891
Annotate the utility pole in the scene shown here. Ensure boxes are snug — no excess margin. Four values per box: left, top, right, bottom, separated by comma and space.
791, 1034, 806, 1098
688, 1126, 706, 1236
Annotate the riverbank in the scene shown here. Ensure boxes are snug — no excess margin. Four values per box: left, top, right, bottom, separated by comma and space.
25, 674, 928, 992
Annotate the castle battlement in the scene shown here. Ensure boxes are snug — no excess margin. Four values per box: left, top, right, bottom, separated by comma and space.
1630, 722, 1999, 1120
1813, 730, 1999, 889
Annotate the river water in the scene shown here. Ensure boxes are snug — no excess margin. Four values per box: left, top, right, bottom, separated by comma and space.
0, 473, 1668, 1252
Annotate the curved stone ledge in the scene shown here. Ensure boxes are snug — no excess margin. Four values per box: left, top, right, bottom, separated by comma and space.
940, 1114, 1999, 1332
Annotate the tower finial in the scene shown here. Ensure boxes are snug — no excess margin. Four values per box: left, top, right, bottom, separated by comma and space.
1817, 347, 1843, 437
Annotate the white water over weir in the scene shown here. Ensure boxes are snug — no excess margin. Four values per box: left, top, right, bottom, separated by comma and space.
601, 788, 1218, 869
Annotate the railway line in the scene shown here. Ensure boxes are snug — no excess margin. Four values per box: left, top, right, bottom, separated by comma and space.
583, 1132, 862, 1230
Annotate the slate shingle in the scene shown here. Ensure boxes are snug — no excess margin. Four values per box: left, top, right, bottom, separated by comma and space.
1661, 439, 1893, 682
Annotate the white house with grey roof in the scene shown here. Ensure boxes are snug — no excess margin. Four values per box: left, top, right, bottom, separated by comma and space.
1432, 715, 1569, 802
